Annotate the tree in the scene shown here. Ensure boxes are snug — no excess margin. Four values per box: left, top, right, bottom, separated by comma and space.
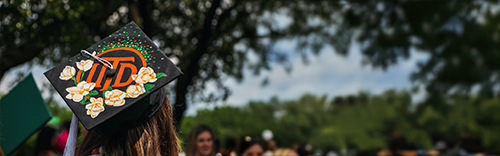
4, 0, 497, 130
1, 0, 347, 128
338, 1, 500, 98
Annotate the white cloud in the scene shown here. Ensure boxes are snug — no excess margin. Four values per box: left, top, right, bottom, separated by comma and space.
0, 64, 48, 93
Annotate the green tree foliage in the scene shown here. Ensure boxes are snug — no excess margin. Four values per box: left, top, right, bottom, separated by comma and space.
338, 1, 500, 98
438, 96, 500, 148
3, 0, 499, 133
1, 0, 344, 127
47, 102, 73, 123
181, 91, 500, 153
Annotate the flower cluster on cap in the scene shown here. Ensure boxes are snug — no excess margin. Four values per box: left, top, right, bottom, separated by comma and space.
59, 58, 167, 118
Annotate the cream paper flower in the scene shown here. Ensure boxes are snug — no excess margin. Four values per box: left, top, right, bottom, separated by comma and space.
105, 89, 126, 106
86, 97, 105, 118
125, 84, 145, 98
76, 59, 94, 71
66, 81, 96, 102
131, 67, 157, 84
59, 66, 76, 80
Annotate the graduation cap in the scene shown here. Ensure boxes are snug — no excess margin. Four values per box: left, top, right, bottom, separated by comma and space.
44, 22, 182, 137
0, 73, 52, 156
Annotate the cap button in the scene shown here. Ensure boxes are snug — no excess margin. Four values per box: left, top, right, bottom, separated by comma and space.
106, 69, 116, 77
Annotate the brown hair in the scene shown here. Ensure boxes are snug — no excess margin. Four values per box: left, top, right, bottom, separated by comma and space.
75, 96, 179, 156
236, 137, 262, 156
185, 125, 215, 156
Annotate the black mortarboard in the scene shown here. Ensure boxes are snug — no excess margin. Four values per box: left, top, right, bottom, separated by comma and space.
44, 22, 182, 135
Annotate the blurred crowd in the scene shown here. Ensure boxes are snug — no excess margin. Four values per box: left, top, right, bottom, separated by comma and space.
15, 123, 494, 156
178, 125, 493, 156
180, 125, 301, 156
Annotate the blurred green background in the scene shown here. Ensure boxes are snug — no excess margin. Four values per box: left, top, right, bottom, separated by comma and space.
2, 0, 500, 155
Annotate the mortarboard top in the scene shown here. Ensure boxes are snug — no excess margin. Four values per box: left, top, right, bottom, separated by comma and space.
44, 22, 182, 135
0, 73, 52, 155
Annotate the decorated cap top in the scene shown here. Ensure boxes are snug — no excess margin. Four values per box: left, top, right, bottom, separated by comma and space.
44, 22, 182, 135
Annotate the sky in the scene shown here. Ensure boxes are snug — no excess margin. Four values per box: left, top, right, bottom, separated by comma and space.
182, 12, 430, 115
185, 41, 429, 115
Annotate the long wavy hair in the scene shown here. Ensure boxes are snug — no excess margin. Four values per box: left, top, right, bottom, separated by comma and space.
185, 125, 215, 156
75, 96, 179, 156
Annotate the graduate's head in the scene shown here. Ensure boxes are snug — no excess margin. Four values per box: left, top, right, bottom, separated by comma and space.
76, 94, 178, 156
44, 22, 182, 156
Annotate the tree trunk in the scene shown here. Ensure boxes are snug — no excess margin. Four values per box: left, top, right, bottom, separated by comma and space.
172, 0, 221, 130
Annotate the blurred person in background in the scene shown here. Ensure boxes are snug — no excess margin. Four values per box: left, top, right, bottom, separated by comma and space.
296, 145, 308, 156
34, 126, 58, 156
399, 150, 417, 156
236, 136, 264, 156
219, 138, 237, 156
426, 150, 439, 156
291, 143, 300, 151
186, 125, 216, 156
388, 131, 416, 156
52, 121, 71, 154
273, 148, 299, 156
325, 148, 338, 156
376, 149, 391, 156
229, 138, 238, 156
459, 132, 483, 154
215, 139, 223, 156
264, 140, 276, 156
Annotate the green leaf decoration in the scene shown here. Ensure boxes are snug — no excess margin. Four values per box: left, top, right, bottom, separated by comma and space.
102, 91, 107, 98
80, 71, 85, 83
107, 86, 113, 91
80, 97, 87, 105
89, 90, 98, 96
156, 73, 167, 78
71, 77, 77, 86
144, 84, 155, 92
103, 101, 106, 106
